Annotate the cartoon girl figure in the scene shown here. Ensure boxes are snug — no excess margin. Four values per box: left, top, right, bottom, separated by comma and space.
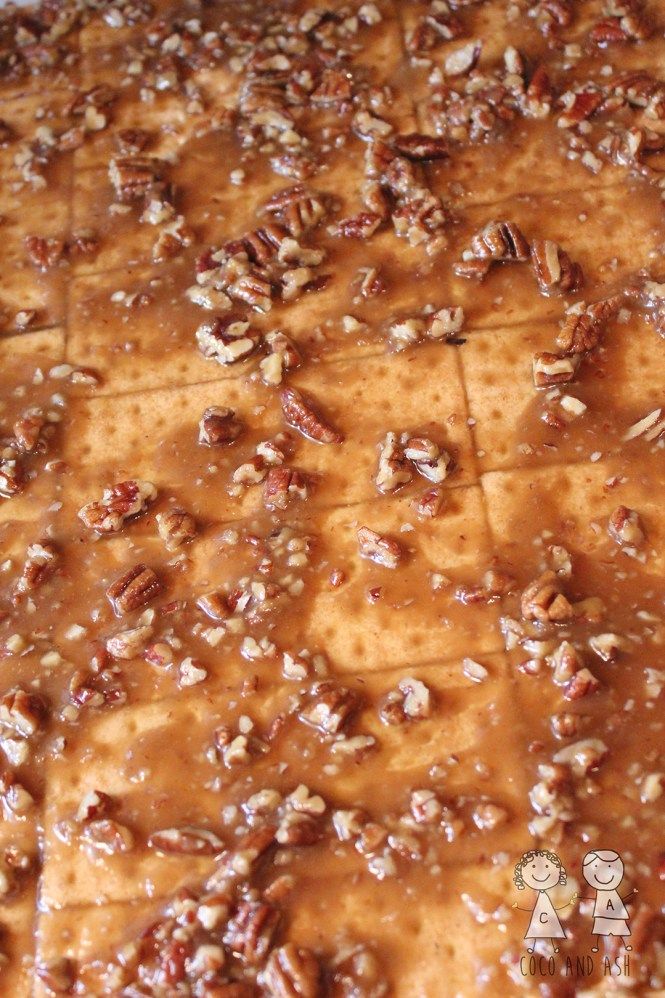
581, 850, 638, 953
513, 850, 578, 954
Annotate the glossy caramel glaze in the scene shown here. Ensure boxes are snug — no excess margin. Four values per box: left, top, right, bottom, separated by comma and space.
0, 0, 662, 995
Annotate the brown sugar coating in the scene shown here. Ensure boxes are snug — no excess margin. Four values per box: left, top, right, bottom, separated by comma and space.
0, 0, 662, 994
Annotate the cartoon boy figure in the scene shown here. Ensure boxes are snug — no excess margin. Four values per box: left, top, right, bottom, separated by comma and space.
581, 850, 638, 953
513, 850, 578, 954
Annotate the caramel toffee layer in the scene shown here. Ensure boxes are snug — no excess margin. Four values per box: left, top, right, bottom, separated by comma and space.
0, 0, 663, 995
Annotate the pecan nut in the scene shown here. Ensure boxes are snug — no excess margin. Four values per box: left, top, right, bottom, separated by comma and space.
108, 156, 163, 202
280, 387, 343, 444
392, 133, 449, 161
223, 901, 280, 965
260, 944, 320, 998
13, 408, 46, 453
156, 509, 196, 550
531, 240, 583, 296
357, 526, 402, 568
80, 818, 134, 855
106, 564, 162, 615
0, 686, 46, 737
608, 505, 645, 547
263, 466, 310, 509
298, 681, 360, 736
470, 220, 530, 261
557, 90, 604, 129
196, 317, 260, 366
532, 352, 579, 388
198, 406, 244, 446
147, 826, 224, 855
13, 542, 57, 597
78, 480, 157, 533
521, 571, 573, 623
24, 235, 65, 270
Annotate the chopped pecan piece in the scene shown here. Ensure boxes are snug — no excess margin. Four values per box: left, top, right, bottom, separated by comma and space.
106, 623, 152, 660
564, 667, 601, 700
224, 901, 280, 965
534, 0, 573, 34
229, 270, 274, 312
13, 407, 46, 453
444, 40, 482, 77
531, 240, 583, 296
532, 352, 579, 388
67, 230, 99, 258
556, 313, 599, 355
0, 452, 24, 499
262, 185, 327, 237
152, 215, 193, 262
76, 790, 113, 823
422, 9, 463, 46
280, 387, 343, 444
263, 466, 309, 510
299, 681, 359, 736
392, 133, 449, 161
260, 944, 320, 998
68, 85, 115, 117
623, 407, 665, 442
550, 641, 583, 685
270, 152, 317, 181
148, 826, 224, 855
403, 436, 453, 484
208, 825, 276, 888
608, 505, 645, 547
521, 571, 573, 623
557, 89, 604, 128
156, 509, 196, 550
388, 317, 426, 350
590, 5, 651, 45
331, 211, 383, 239
311, 65, 353, 105
196, 317, 260, 366
413, 486, 445, 518
80, 818, 134, 855
357, 526, 402, 569
379, 677, 431, 724
78, 480, 157, 533
106, 564, 161, 616
525, 65, 554, 115
198, 406, 244, 446
260, 330, 302, 386
470, 220, 530, 262
428, 306, 465, 340
196, 591, 230, 621
453, 258, 492, 281
24, 235, 64, 270
0, 771, 34, 815
375, 432, 412, 494
13, 542, 57, 597
553, 737, 608, 776
550, 712, 581, 739
0, 687, 46, 737
115, 128, 151, 155
556, 296, 623, 354
456, 569, 515, 604
108, 156, 163, 202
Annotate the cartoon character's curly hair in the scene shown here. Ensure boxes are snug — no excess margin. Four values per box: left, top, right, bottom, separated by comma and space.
513, 850, 567, 890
